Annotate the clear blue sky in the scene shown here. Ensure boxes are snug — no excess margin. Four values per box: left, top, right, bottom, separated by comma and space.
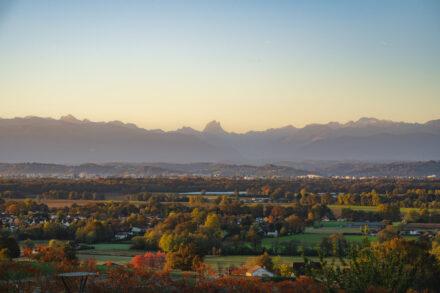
0, 0, 439, 131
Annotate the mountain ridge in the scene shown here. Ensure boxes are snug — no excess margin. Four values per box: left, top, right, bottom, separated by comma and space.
4, 114, 440, 134
0, 115, 439, 164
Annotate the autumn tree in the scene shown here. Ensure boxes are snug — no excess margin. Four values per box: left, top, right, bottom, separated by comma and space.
377, 225, 398, 243
283, 214, 305, 234
317, 238, 440, 292
248, 252, 274, 272
130, 251, 166, 270
165, 244, 201, 271
76, 220, 113, 243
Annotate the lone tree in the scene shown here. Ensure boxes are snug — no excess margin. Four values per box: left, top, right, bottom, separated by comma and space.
248, 252, 274, 272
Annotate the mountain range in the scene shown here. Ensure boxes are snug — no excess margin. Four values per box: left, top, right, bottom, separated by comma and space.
1, 115, 440, 164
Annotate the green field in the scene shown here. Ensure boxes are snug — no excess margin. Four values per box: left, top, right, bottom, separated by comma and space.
261, 220, 382, 251
76, 240, 346, 267
204, 255, 342, 270
262, 233, 376, 251
76, 244, 333, 268
19, 220, 416, 267
87, 243, 132, 250
329, 205, 377, 212
19, 240, 140, 264
329, 205, 440, 217
77, 242, 144, 264
77, 254, 133, 264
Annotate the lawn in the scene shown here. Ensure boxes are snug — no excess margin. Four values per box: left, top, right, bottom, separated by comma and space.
262, 225, 379, 251
329, 204, 440, 217
78, 240, 346, 268
329, 205, 377, 217
305, 226, 360, 234
329, 205, 378, 212
262, 233, 326, 249
76, 242, 144, 262
77, 254, 133, 264
204, 255, 342, 271
18, 240, 141, 265
88, 243, 132, 250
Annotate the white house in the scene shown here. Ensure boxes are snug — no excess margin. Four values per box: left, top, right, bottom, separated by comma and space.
409, 230, 421, 236
321, 216, 330, 222
246, 266, 275, 278
266, 230, 279, 238
131, 227, 143, 234
115, 232, 129, 240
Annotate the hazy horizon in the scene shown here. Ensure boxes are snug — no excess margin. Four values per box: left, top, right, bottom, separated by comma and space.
1, 114, 440, 134
1, 0, 439, 132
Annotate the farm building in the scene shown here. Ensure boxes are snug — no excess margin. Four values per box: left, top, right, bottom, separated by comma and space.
246, 266, 275, 278
266, 230, 279, 237
401, 223, 440, 235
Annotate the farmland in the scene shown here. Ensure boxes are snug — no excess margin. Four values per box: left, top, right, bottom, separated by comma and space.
58, 221, 386, 266
77, 243, 140, 264
3, 176, 440, 292
74, 243, 343, 269
262, 221, 379, 252
329, 204, 440, 217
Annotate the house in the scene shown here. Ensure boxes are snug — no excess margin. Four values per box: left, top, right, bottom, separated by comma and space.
131, 227, 143, 234
409, 230, 421, 236
266, 230, 279, 238
402, 223, 440, 234
115, 232, 130, 240
255, 217, 264, 224
246, 266, 275, 278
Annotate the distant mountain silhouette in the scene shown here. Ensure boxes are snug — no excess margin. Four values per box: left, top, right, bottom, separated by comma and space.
203, 120, 226, 134
0, 115, 439, 163
0, 116, 242, 163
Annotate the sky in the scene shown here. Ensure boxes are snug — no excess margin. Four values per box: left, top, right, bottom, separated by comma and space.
0, 0, 439, 132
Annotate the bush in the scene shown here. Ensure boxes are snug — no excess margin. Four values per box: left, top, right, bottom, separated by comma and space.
131, 236, 147, 250
0, 237, 20, 259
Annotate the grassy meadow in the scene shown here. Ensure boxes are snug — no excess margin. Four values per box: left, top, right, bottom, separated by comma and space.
329, 204, 440, 217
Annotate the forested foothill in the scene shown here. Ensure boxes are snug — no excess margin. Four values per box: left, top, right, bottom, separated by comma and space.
1, 177, 440, 292
1, 176, 440, 199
